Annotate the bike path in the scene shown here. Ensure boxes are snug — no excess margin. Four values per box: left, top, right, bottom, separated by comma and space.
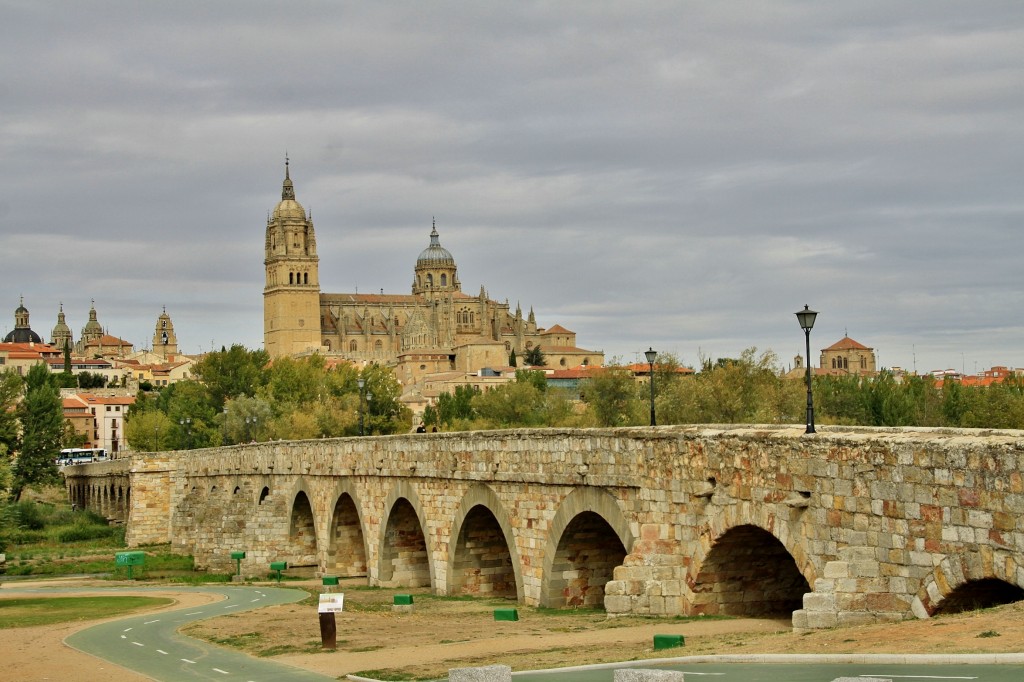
61, 585, 335, 681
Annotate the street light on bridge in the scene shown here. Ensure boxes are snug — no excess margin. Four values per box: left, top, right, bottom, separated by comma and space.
795, 305, 818, 434
645, 347, 657, 427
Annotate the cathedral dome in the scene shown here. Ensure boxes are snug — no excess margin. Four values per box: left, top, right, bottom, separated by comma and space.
416, 223, 455, 266
3, 327, 42, 343
273, 198, 307, 221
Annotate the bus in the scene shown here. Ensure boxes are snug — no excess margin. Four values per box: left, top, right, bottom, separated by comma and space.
57, 448, 108, 466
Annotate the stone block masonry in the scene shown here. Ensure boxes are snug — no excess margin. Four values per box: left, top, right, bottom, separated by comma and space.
63, 425, 1024, 630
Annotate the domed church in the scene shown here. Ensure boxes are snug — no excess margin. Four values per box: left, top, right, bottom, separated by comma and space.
3, 297, 44, 344
263, 160, 604, 388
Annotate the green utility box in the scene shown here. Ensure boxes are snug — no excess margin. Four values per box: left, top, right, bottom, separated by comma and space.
494, 608, 519, 621
653, 634, 685, 650
230, 551, 246, 579
270, 561, 287, 583
115, 551, 145, 579
322, 576, 339, 587
394, 594, 414, 605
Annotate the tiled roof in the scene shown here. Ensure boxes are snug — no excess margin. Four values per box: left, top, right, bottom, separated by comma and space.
824, 336, 872, 351
541, 324, 574, 335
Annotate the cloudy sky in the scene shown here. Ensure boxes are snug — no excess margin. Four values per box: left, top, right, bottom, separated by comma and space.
2, 2, 1022, 374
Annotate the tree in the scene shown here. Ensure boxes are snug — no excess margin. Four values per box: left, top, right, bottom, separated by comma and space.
222, 395, 274, 444
473, 378, 547, 427
583, 366, 641, 427
191, 344, 270, 409
509, 349, 517, 367
436, 385, 479, 428
0, 370, 21, 457
12, 363, 63, 497
523, 345, 546, 367
361, 364, 411, 435
126, 410, 174, 451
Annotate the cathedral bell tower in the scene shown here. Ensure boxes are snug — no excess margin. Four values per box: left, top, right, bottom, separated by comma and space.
263, 159, 322, 358
152, 307, 179, 359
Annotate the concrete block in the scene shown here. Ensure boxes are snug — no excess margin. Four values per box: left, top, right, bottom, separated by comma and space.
614, 669, 686, 682
450, 664, 513, 682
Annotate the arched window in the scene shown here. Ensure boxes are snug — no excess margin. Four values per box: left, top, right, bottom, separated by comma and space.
289, 272, 294, 284
441, 274, 447, 286
303, 272, 308, 284
426, 273, 434, 287
375, 340, 383, 351
349, 340, 358, 352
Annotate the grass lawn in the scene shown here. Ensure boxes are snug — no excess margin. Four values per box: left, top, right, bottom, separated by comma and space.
0, 596, 174, 628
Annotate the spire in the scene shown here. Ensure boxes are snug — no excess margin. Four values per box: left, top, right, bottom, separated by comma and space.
282, 154, 295, 200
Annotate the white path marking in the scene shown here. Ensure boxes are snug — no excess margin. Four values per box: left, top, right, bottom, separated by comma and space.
132, 642, 144, 647
143, 619, 160, 624
181, 658, 196, 664
185, 611, 204, 615
123, 627, 132, 632
212, 668, 230, 675
224, 604, 240, 609
156, 650, 168, 655
120, 635, 127, 639
250, 598, 261, 602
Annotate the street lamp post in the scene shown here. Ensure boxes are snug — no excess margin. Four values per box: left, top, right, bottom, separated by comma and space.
365, 392, 373, 436
645, 347, 657, 427
357, 377, 365, 436
795, 305, 818, 434
179, 417, 192, 449
246, 416, 258, 443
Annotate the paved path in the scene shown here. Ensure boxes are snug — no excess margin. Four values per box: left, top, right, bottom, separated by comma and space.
63, 585, 334, 681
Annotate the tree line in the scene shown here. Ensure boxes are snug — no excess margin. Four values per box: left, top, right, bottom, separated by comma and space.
125, 345, 412, 451
426, 347, 1024, 431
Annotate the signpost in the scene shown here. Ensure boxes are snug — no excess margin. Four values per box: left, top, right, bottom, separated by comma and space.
115, 551, 145, 580
270, 561, 287, 584
317, 592, 344, 650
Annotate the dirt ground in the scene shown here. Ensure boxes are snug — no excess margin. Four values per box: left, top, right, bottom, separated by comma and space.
6, 577, 1024, 682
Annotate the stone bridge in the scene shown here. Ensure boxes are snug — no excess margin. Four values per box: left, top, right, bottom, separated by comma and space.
63, 425, 1024, 630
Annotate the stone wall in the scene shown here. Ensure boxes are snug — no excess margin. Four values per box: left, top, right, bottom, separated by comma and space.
65, 425, 1024, 629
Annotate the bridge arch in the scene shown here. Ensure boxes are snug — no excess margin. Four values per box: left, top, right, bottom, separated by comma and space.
446, 483, 523, 601
539, 487, 634, 609
688, 522, 810, 617
913, 549, 1024, 617
376, 480, 434, 589
325, 481, 369, 579
285, 482, 319, 570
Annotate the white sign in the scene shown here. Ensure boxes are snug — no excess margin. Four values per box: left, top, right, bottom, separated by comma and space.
318, 593, 345, 614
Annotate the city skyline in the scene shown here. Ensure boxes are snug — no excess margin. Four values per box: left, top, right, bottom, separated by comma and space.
2, 3, 1022, 373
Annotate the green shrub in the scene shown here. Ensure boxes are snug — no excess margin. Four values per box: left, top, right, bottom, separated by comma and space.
57, 525, 116, 543
12, 502, 46, 530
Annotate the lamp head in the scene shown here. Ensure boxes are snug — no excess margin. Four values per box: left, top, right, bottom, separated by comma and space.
644, 348, 657, 365
795, 305, 818, 332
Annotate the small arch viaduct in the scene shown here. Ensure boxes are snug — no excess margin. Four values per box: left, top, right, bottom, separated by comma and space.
64, 425, 1024, 630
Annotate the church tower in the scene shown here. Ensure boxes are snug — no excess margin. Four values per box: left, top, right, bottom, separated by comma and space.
152, 307, 179, 359
263, 159, 322, 358
51, 303, 73, 351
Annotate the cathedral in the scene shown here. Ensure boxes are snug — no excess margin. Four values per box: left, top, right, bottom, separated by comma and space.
263, 161, 604, 389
